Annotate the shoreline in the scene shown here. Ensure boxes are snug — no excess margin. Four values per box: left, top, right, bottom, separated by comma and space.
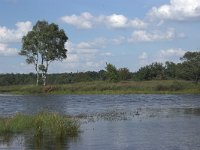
0, 80, 199, 95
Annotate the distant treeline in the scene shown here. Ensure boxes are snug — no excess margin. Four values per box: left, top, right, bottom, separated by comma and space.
0, 71, 109, 86
0, 61, 198, 86
1, 51, 200, 85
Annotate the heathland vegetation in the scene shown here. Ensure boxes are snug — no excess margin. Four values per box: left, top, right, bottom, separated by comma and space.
0, 51, 200, 94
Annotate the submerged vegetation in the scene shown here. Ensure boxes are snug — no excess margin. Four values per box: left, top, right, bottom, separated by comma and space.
0, 112, 79, 139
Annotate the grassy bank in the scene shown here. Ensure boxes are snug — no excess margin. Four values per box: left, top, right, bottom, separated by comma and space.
0, 80, 199, 94
0, 112, 79, 139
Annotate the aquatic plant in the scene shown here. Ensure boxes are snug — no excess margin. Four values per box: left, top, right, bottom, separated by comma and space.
0, 112, 79, 140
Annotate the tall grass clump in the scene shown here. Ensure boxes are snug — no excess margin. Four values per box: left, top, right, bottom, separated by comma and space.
0, 112, 79, 140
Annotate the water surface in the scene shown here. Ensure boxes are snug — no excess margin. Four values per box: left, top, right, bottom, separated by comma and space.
0, 94, 200, 150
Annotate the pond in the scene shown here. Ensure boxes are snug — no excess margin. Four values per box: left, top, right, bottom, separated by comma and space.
0, 94, 200, 150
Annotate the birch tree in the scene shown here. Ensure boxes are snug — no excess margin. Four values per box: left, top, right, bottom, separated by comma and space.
19, 20, 68, 86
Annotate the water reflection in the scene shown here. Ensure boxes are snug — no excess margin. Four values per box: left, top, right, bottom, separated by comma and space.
0, 133, 79, 150
1, 94, 200, 117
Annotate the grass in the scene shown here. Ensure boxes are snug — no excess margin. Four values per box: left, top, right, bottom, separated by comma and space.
0, 80, 199, 94
0, 112, 79, 139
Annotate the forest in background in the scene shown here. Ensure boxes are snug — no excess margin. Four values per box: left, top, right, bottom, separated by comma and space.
0, 53, 199, 86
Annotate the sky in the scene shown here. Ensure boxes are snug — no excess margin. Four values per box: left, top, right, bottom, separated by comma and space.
0, 0, 200, 73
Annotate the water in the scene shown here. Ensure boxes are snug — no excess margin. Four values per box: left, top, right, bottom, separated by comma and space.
0, 94, 200, 150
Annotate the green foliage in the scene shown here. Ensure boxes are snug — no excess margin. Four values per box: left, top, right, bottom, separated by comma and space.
118, 68, 132, 81
135, 62, 166, 80
38, 64, 46, 72
98, 70, 107, 80
19, 20, 68, 86
180, 51, 200, 83
0, 73, 36, 86
165, 61, 177, 79
105, 63, 119, 82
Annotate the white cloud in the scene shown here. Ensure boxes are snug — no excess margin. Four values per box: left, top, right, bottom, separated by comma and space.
63, 39, 110, 71
160, 48, 186, 57
0, 21, 32, 43
61, 12, 147, 29
0, 43, 18, 56
149, 48, 187, 63
149, 0, 200, 21
137, 48, 186, 67
65, 37, 120, 62
76, 38, 107, 50
105, 14, 128, 28
61, 12, 94, 29
128, 28, 184, 42
103, 15, 147, 29
129, 18, 148, 28
66, 54, 79, 63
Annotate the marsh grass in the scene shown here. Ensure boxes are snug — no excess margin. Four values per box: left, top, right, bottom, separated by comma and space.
0, 112, 79, 140
0, 80, 199, 94
155, 81, 185, 91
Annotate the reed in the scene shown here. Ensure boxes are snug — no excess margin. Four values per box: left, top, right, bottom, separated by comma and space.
0, 112, 79, 139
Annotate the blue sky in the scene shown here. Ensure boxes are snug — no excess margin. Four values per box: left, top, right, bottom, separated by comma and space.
0, 0, 200, 73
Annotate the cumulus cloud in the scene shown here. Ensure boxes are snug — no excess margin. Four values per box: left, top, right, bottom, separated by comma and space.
151, 48, 187, 63
61, 12, 147, 29
128, 28, 184, 42
104, 14, 128, 28
62, 39, 112, 71
76, 38, 107, 50
149, 0, 200, 21
129, 18, 148, 28
0, 43, 18, 56
137, 48, 186, 67
0, 21, 32, 43
104, 14, 148, 29
60, 12, 94, 29
160, 48, 186, 58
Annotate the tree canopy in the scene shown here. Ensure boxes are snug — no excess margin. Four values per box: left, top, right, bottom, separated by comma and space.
19, 20, 68, 86
135, 62, 165, 80
180, 51, 200, 83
